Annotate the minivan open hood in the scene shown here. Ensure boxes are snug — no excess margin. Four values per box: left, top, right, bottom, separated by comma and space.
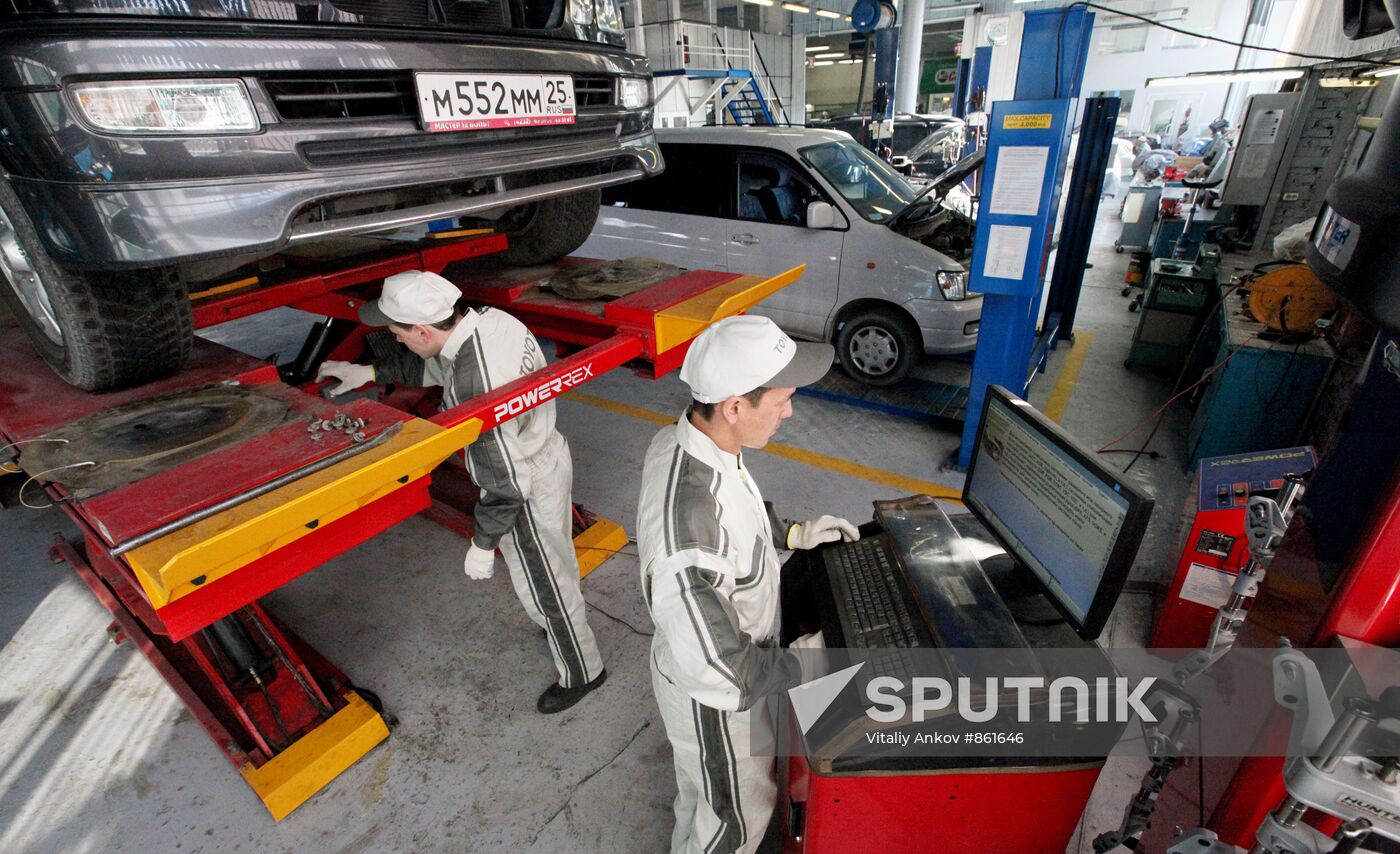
926, 147, 985, 200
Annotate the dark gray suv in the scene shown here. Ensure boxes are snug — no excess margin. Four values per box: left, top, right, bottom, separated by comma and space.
0, 0, 661, 390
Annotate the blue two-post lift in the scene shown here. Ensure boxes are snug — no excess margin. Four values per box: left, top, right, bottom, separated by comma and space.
955, 5, 1116, 468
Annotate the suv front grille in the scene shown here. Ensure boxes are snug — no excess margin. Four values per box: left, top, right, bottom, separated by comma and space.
264, 74, 415, 122
326, 0, 509, 28
263, 72, 614, 123
574, 75, 612, 107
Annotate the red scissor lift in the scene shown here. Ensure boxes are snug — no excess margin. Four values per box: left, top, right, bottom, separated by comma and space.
0, 232, 802, 819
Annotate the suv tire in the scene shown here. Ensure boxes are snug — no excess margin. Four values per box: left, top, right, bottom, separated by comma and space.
0, 181, 192, 391
835, 306, 920, 387
498, 189, 602, 266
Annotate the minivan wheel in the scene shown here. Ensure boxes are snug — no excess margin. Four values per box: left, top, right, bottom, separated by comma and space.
498, 189, 602, 267
835, 307, 919, 387
0, 180, 192, 391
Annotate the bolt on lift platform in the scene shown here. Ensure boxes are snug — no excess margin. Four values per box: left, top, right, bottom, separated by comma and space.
0, 231, 803, 821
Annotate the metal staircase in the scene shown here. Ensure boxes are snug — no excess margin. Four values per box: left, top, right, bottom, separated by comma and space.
646, 23, 787, 127
654, 68, 775, 126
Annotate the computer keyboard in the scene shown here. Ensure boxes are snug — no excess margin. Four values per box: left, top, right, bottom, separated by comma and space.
830, 540, 923, 650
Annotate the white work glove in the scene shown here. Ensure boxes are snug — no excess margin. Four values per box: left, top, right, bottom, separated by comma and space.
789, 631, 825, 650
316, 361, 375, 397
463, 543, 496, 580
786, 516, 860, 550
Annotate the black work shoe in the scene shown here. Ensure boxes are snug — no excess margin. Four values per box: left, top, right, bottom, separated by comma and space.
537, 669, 607, 714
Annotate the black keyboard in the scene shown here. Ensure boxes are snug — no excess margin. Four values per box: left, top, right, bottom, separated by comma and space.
828, 538, 923, 650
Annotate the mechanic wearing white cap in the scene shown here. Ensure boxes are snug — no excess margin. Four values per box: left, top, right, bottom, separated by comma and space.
636, 315, 860, 853
317, 270, 606, 714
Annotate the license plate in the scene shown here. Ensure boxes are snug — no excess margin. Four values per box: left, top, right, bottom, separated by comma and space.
414, 72, 576, 132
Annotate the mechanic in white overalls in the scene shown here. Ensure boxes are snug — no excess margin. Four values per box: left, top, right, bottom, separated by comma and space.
319, 270, 606, 714
636, 316, 859, 852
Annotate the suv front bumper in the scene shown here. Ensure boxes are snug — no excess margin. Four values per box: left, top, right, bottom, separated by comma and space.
2, 26, 660, 268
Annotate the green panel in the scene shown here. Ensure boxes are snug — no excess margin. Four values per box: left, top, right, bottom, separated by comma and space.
920, 59, 958, 94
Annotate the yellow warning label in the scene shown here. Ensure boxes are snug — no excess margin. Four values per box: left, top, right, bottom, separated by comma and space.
1004, 114, 1053, 130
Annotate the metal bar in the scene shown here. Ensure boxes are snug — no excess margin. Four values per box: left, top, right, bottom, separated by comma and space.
690, 78, 730, 122
1313, 698, 1375, 773
749, 34, 788, 125
192, 232, 505, 329
1045, 96, 1120, 342
288, 170, 642, 244
247, 604, 335, 719
272, 92, 404, 102
111, 423, 402, 556
185, 627, 278, 758
430, 332, 646, 433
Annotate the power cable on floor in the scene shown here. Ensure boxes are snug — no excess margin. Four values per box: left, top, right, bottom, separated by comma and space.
1097, 283, 1249, 472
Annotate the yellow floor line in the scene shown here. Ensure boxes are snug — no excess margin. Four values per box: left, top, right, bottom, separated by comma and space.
1042, 330, 1093, 424
567, 391, 963, 501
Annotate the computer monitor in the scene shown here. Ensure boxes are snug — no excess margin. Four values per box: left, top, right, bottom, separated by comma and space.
963, 385, 1154, 641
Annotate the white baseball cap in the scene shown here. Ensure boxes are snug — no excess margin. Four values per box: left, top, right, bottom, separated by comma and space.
359, 270, 461, 327
680, 315, 833, 403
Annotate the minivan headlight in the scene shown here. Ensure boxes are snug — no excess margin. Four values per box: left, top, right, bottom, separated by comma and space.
618, 78, 651, 109
936, 270, 967, 300
71, 80, 259, 134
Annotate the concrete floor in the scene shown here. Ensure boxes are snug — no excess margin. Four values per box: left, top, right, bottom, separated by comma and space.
0, 206, 1192, 852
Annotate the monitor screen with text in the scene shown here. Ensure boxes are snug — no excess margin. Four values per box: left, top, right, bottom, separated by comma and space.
965, 390, 1141, 630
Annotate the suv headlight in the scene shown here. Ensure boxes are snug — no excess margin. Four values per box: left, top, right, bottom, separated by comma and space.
936, 270, 967, 300
596, 0, 624, 34
618, 77, 651, 109
569, 0, 595, 26
70, 80, 259, 134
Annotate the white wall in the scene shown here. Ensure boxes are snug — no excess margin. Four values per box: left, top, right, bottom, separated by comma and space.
1284, 0, 1400, 59
1078, 0, 1250, 140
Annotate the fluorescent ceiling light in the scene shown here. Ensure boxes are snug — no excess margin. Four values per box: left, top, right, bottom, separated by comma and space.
813, 60, 834, 66
1012, 0, 1039, 3
928, 1, 981, 9
1319, 76, 1380, 88
742, 0, 774, 5
815, 8, 842, 17
816, 51, 845, 58
805, 44, 829, 51
1366, 65, 1400, 78
844, 14, 852, 20
839, 58, 860, 64
782, 2, 812, 12
1146, 67, 1304, 87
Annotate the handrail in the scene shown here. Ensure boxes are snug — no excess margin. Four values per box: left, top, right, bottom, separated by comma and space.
749, 33, 791, 126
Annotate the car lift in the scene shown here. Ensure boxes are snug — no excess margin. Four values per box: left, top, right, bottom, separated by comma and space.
0, 231, 802, 821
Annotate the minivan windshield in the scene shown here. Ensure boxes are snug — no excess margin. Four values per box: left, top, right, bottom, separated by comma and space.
799, 140, 918, 224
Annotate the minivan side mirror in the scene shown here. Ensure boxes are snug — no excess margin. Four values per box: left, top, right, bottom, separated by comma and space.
806, 201, 839, 229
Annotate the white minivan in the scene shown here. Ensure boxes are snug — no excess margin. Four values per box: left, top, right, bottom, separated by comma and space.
576, 126, 982, 386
